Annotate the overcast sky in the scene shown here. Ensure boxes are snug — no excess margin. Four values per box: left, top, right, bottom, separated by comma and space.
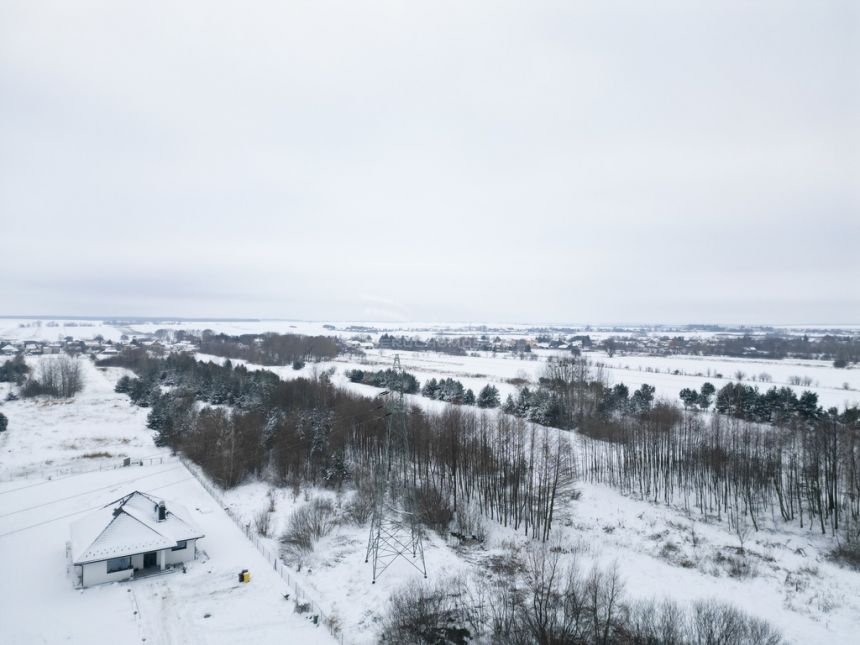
1, 1, 857, 324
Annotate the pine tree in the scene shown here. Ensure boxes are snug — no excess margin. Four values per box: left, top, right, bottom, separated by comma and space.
114, 375, 132, 394
477, 384, 500, 408
698, 382, 715, 409
679, 388, 699, 409
631, 384, 655, 413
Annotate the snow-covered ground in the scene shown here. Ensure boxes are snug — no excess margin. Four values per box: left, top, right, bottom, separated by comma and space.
198, 343, 860, 413
0, 360, 333, 645
3, 341, 860, 643
218, 457, 860, 645
0, 362, 154, 480
3, 316, 857, 409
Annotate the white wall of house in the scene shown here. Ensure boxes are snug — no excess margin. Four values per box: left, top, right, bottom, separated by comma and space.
78, 541, 197, 587
81, 560, 134, 587
164, 539, 197, 566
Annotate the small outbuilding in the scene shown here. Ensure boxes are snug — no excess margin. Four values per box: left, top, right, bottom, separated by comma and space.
69, 491, 204, 588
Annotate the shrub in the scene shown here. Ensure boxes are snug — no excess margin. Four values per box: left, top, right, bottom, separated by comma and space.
345, 475, 377, 525
292, 359, 305, 370
254, 508, 272, 537
380, 578, 471, 645
0, 412, 7, 433
689, 598, 782, 645
829, 540, 860, 571
281, 497, 336, 557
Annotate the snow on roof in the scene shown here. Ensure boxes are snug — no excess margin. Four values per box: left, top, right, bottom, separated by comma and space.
1, 344, 16, 352
70, 491, 204, 564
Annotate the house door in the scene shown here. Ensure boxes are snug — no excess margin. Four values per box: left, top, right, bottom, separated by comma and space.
143, 551, 157, 568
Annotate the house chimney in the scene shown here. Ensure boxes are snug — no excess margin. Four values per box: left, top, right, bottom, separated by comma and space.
157, 501, 167, 521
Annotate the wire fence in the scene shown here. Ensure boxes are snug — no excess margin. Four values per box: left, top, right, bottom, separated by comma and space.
0, 455, 174, 483
179, 456, 346, 644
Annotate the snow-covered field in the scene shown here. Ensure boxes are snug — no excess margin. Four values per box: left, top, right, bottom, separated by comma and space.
201, 344, 860, 413
2, 316, 857, 410
2, 325, 860, 644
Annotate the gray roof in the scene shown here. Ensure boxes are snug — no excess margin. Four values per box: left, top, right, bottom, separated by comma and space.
70, 491, 203, 564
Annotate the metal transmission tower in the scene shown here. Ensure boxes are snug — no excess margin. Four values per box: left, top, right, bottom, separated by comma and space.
364, 354, 427, 584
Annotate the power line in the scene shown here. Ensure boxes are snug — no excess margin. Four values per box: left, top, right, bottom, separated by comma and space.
0, 476, 194, 538
0, 456, 178, 496
0, 465, 184, 519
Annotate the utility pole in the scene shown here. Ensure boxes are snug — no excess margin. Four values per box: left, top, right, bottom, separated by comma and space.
365, 354, 427, 583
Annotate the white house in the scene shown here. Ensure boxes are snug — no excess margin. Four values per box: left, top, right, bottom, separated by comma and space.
69, 491, 204, 588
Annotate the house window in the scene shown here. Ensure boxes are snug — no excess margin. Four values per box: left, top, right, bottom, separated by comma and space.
106, 556, 132, 573
171, 540, 187, 551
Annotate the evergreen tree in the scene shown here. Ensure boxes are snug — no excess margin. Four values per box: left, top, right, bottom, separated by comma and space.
422, 378, 440, 399
797, 391, 821, 421
0, 355, 29, 385
477, 384, 500, 408
679, 388, 699, 409
698, 382, 715, 409
0, 412, 7, 433
114, 375, 132, 394
147, 395, 168, 432
463, 389, 476, 405
631, 384, 655, 413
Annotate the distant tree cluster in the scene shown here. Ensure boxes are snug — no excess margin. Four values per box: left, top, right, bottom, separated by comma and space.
495, 358, 659, 429
346, 368, 419, 394
678, 382, 716, 410
421, 378, 473, 404
20, 356, 84, 399
110, 352, 281, 409
713, 382, 824, 424
198, 331, 339, 366
0, 355, 29, 385
378, 333, 533, 355
604, 331, 860, 363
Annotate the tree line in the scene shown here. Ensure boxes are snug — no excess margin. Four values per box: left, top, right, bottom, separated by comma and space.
198, 331, 340, 366
346, 368, 420, 393
596, 331, 859, 364
579, 397, 860, 546
107, 350, 573, 542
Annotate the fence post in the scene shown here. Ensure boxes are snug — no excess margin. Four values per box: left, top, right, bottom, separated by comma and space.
178, 455, 346, 644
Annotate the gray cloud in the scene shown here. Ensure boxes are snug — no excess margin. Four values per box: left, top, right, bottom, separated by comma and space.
1, 1, 857, 323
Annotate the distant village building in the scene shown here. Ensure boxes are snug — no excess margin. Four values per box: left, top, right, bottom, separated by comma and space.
1, 344, 17, 355
69, 491, 204, 588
